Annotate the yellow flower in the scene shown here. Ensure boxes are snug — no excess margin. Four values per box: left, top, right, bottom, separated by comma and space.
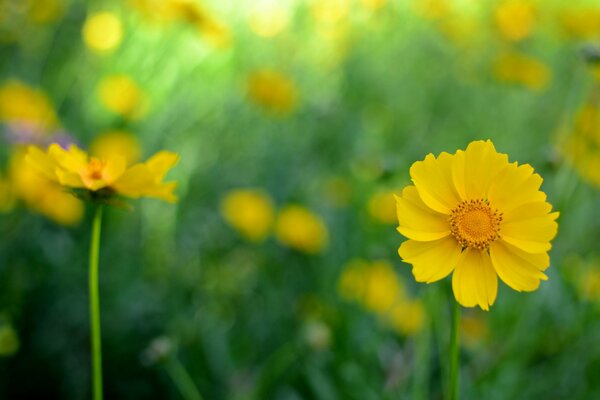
275, 205, 328, 254
246, 69, 299, 115
493, 52, 551, 91
0, 324, 19, 357
220, 189, 274, 242
389, 300, 424, 336
82, 12, 123, 53
396, 140, 559, 310
170, 0, 231, 47
90, 130, 141, 166
0, 80, 57, 129
494, 0, 536, 42
9, 151, 84, 226
562, 103, 600, 188
248, 1, 290, 38
367, 189, 398, 224
97, 75, 147, 119
559, 7, 600, 40
412, 0, 451, 20
460, 313, 488, 348
26, 143, 178, 203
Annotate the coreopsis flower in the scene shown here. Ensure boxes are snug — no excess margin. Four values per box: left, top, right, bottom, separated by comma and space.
82, 12, 123, 53
26, 143, 178, 203
367, 189, 398, 224
275, 205, 328, 254
220, 189, 274, 242
494, 0, 536, 42
246, 69, 299, 115
558, 7, 600, 40
0, 80, 57, 130
396, 140, 559, 310
97, 75, 147, 119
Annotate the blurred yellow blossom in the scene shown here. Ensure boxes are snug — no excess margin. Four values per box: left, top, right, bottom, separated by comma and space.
460, 314, 489, 349
493, 52, 550, 91
220, 189, 275, 242
170, 0, 231, 47
0, 175, 15, 213
494, 0, 536, 42
26, 143, 179, 203
248, 0, 290, 38
0, 80, 57, 129
275, 205, 328, 254
97, 75, 147, 119
339, 259, 423, 335
559, 7, 600, 40
0, 324, 19, 357
247, 69, 299, 115
412, 0, 451, 20
562, 103, 600, 188
9, 151, 84, 226
91, 130, 141, 166
27, 0, 65, 24
367, 189, 398, 224
82, 12, 123, 53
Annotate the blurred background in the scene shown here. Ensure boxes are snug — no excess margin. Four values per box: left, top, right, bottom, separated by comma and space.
1, 0, 600, 398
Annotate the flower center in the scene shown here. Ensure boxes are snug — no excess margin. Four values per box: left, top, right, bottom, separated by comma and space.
87, 158, 106, 181
449, 199, 502, 250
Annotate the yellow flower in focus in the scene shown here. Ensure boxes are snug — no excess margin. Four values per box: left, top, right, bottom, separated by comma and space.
396, 140, 559, 310
559, 8, 600, 40
26, 143, 178, 203
275, 205, 328, 254
220, 189, 274, 242
367, 190, 398, 224
248, 1, 290, 38
97, 75, 147, 119
0, 175, 15, 213
247, 69, 299, 115
10, 151, 84, 226
82, 12, 123, 53
338, 259, 424, 335
562, 104, 600, 188
0, 80, 57, 129
493, 52, 551, 91
91, 130, 141, 166
494, 0, 536, 42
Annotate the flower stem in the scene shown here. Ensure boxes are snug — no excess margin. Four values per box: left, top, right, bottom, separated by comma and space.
165, 357, 204, 400
89, 205, 104, 400
448, 299, 461, 400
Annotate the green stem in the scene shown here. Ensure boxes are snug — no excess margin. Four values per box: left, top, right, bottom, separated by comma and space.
89, 205, 104, 400
448, 299, 461, 400
165, 357, 204, 400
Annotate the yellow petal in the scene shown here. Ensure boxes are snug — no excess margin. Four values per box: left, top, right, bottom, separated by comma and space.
398, 236, 461, 283
451, 249, 498, 311
55, 169, 86, 188
410, 152, 461, 214
502, 201, 553, 224
500, 213, 558, 253
395, 186, 450, 241
25, 146, 59, 182
453, 140, 509, 200
112, 164, 155, 195
102, 155, 126, 184
490, 240, 548, 292
48, 143, 88, 173
145, 151, 179, 181
488, 162, 546, 212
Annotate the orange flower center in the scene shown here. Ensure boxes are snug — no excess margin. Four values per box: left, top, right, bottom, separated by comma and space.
449, 199, 502, 250
86, 157, 106, 181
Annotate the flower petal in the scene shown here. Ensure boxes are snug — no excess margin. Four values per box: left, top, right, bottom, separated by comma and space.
25, 146, 59, 182
48, 144, 88, 173
55, 169, 86, 188
500, 212, 559, 253
502, 201, 553, 224
102, 155, 127, 184
453, 140, 509, 200
145, 151, 179, 181
451, 249, 498, 311
395, 186, 450, 241
398, 236, 461, 283
490, 240, 549, 292
410, 152, 461, 214
488, 162, 546, 212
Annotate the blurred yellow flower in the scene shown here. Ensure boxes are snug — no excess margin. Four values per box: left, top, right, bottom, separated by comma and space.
367, 189, 398, 224
220, 189, 275, 242
562, 104, 600, 188
0, 175, 15, 213
90, 130, 141, 166
247, 69, 299, 115
275, 205, 328, 254
0, 80, 57, 129
97, 75, 147, 119
27, 0, 65, 24
559, 7, 600, 40
460, 313, 488, 348
493, 52, 551, 91
248, 1, 290, 38
9, 151, 84, 226
412, 0, 451, 20
494, 0, 536, 42
339, 259, 424, 335
171, 0, 231, 47
82, 12, 123, 53
0, 324, 19, 357
396, 140, 559, 310
26, 143, 179, 202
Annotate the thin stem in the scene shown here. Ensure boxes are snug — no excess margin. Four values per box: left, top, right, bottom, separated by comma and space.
165, 357, 204, 400
448, 299, 461, 400
89, 205, 104, 400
